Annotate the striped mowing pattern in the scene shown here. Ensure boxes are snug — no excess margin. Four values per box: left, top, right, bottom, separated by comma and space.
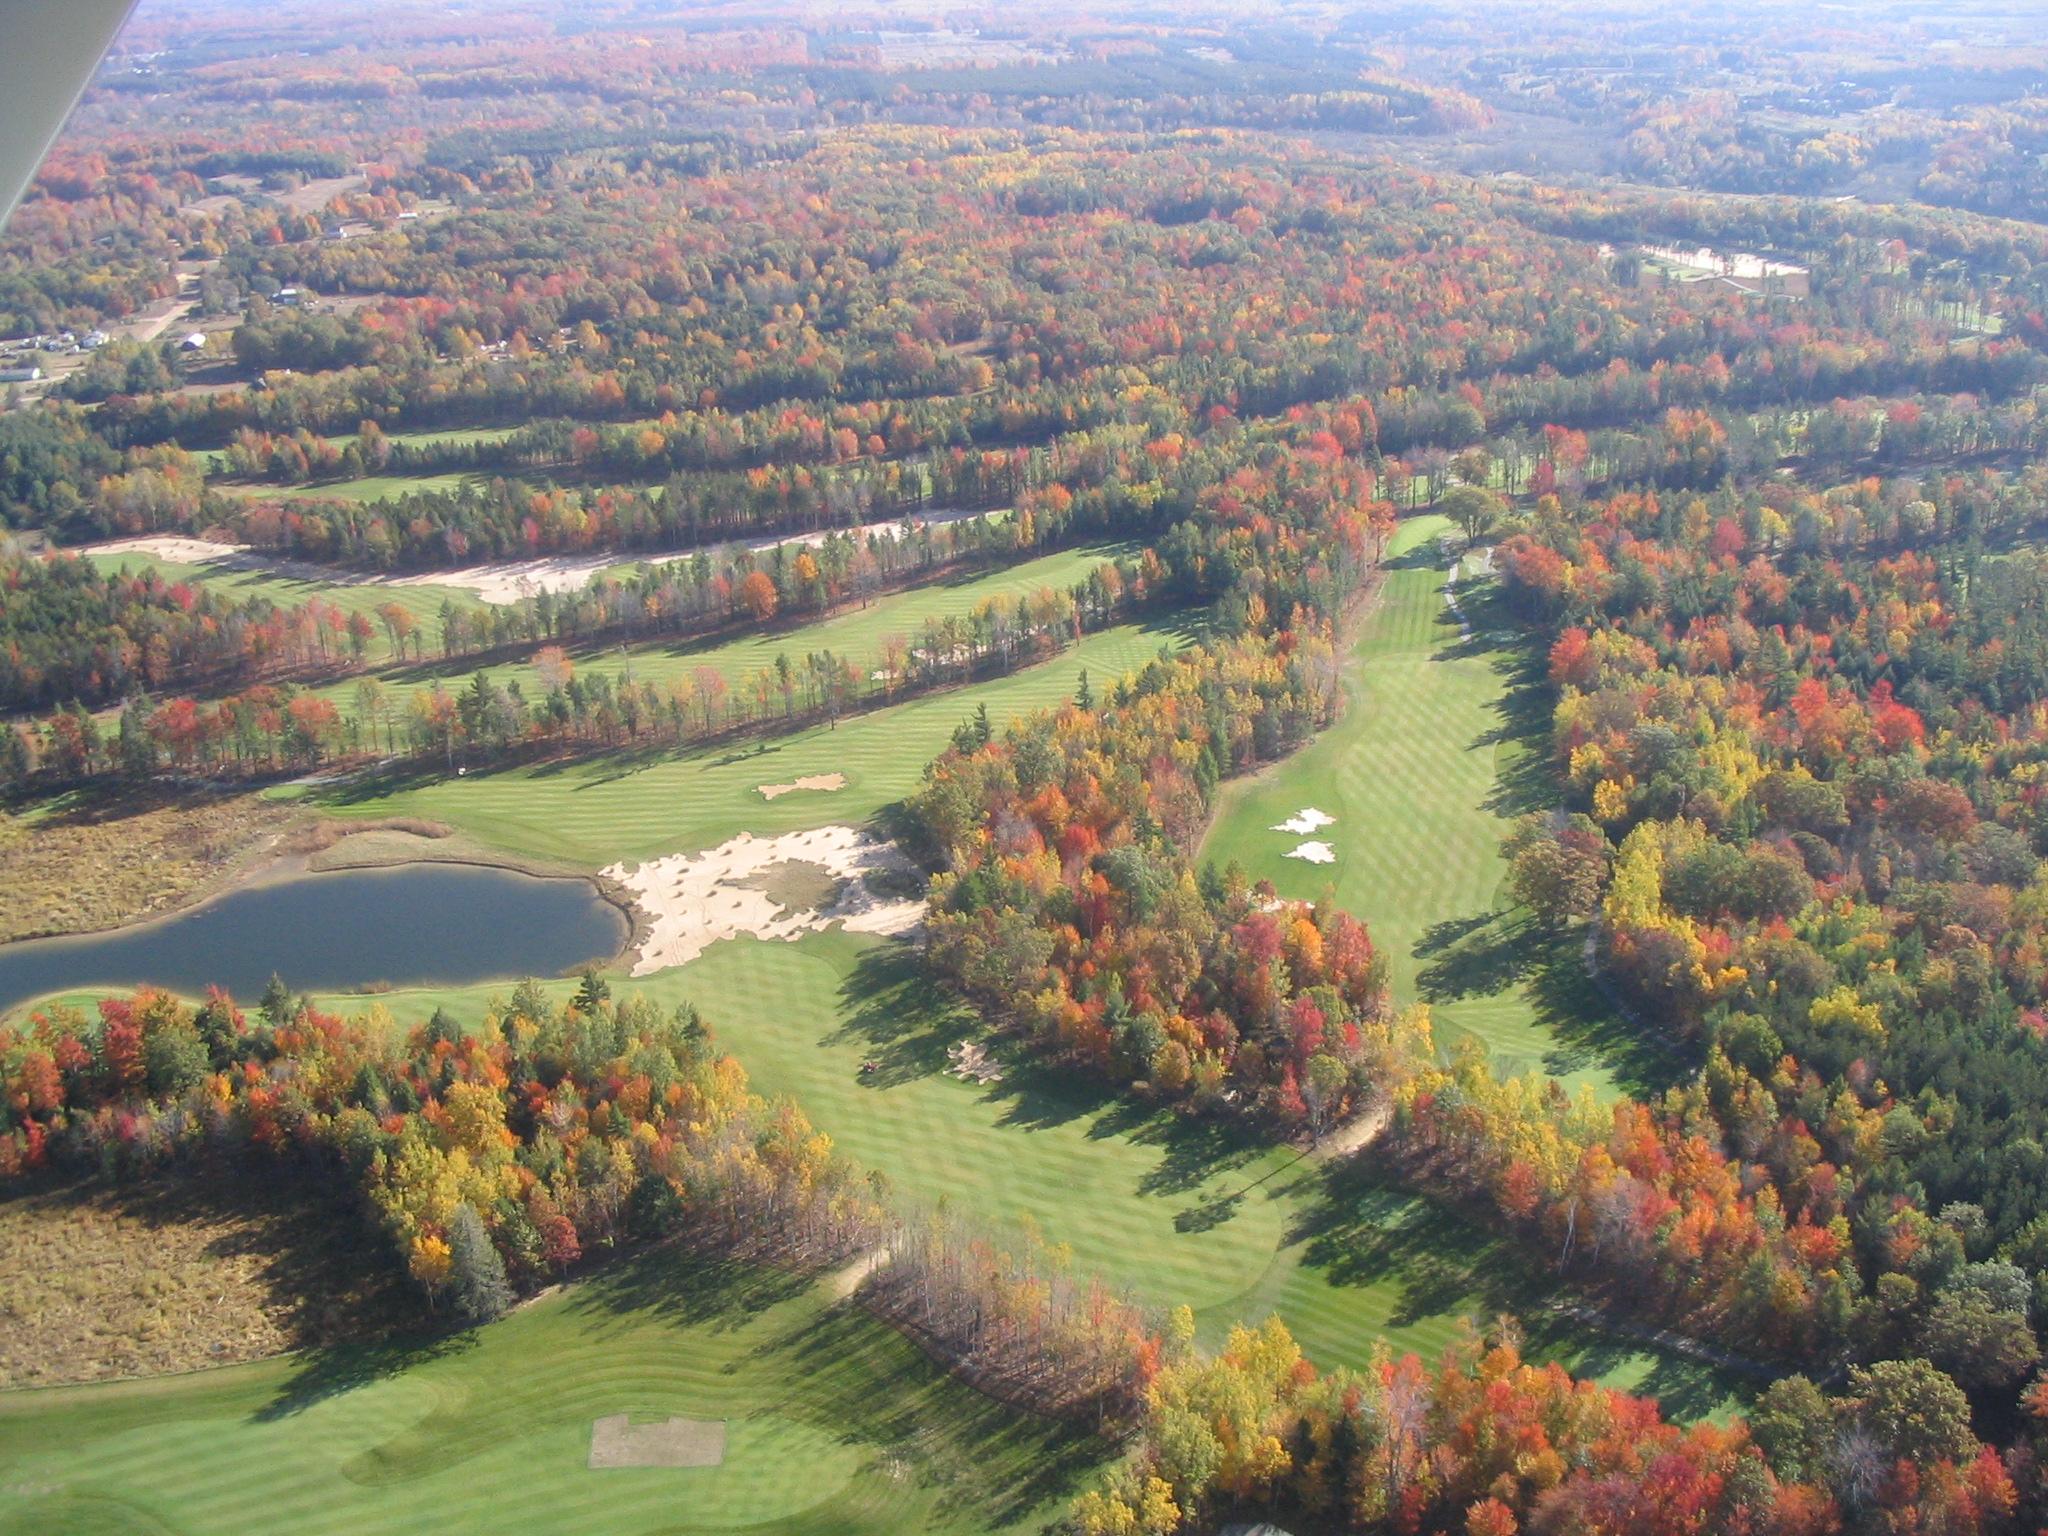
0, 1248, 1100, 1536
1202, 514, 1627, 1099
349, 932, 1743, 1418
312, 618, 1194, 868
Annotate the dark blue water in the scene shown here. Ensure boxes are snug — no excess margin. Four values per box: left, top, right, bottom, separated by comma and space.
0, 864, 629, 1014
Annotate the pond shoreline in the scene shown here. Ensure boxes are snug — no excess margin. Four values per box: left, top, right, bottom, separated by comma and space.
0, 831, 634, 1024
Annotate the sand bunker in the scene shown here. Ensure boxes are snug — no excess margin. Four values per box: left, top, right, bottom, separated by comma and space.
1285, 841, 1337, 865
1271, 808, 1334, 835
604, 825, 923, 974
84, 507, 998, 608
588, 1415, 726, 1469
757, 773, 848, 801
946, 1039, 1005, 1084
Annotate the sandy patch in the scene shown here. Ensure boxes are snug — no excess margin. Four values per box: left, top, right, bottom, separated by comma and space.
758, 773, 848, 801
81, 506, 998, 607
1441, 540, 1473, 640
1271, 808, 1334, 835
604, 825, 923, 975
88, 534, 249, 565
827, 1246, 891, 1301
946, 1039, 1004, 1084
1285, 841, 1336, 865
588, 1415, 726, 1469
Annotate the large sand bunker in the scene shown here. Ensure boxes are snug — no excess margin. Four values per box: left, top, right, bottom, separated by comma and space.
588, 1414, 726, 1469
604, 825, 923, 974
1285, 840, 1337, 865
85, 506, 995, 607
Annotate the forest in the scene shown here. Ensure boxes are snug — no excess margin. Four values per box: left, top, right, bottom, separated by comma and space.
6, 2, 2048, 1535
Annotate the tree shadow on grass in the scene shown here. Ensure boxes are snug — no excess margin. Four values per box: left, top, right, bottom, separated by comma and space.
567, 1246, 818, 1336
256, 1329, 478, 1422
1412, 899, 1690, 1099
829, 943, 982, 1088
739, 1300, 1107, 1529
1284, 1158, 1755, 1412
1526, 925, 1697, 1099
1288, 1156, 1503, 1330
1416, 909, 1537, 1003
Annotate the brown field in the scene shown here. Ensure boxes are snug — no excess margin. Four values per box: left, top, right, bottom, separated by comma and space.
0, 1173, 407, 1387
0, 787, 298, 943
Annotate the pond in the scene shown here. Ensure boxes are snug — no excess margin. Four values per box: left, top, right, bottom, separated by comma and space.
0, 863, 630, 1016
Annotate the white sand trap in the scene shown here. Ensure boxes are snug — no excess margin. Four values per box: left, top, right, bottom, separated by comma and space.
588, 1415, 726, 1469
1271, 808, 1334, 835
87, 535, 248, 565
758, 773, 848, 801
1285, 841, 1337, 864
84, 509, 997, 606
605, 825, 923, 974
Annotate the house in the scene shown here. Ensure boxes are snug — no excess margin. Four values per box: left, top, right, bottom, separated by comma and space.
80, 330, 110, 349
271, 286, 303, 306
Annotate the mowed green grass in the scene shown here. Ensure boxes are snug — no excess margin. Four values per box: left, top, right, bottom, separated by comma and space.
301, 541, 1140, 716
1202, 515, 1676, 1098
339, 932, 1748, 1421
303, 616, 1195, 868
0, 1248, 1104, 1536
84, 551, 486, 638
212, 470, 481, 502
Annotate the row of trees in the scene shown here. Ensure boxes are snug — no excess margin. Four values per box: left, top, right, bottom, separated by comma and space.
1081, 1312, 2031, 1535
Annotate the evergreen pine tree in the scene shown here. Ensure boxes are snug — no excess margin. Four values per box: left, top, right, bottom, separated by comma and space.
448, 1203, 513, 1323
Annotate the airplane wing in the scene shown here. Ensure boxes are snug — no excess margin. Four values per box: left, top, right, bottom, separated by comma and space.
0, 0, 138, 224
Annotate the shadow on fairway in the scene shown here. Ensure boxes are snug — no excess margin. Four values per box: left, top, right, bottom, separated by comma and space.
1414, 903, 1690, 1098
1284, 1154, 1756, 1418
256, 1329, 478, 1422
740, 1301, 1106, 1528
571, 1246, 817, 1334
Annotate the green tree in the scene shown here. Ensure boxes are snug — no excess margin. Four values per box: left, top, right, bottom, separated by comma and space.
1749, 1374, 1834, 1483
1847, 1358, 1977, 1465
448, 1203, 513, 1323
1441, 484, 1504, 547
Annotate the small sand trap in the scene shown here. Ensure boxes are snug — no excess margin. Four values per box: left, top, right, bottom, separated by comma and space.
1271, 808, 1334, 835
758, 773, 848, 801
1285, 841, 1337, 864
605, 825, 923, 974
588, 1415, 726, 1469
946, 1039, 1004, 1084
